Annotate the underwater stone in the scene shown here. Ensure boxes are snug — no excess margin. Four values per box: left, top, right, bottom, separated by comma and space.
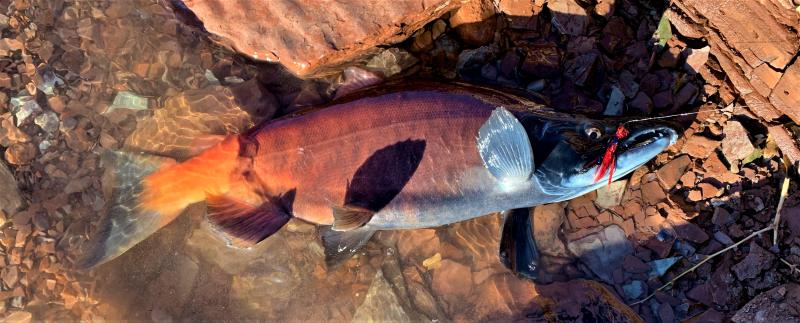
34, 111, 59, 134
108, 91, 148, 112
352, 270, 410, 322
11, 94, 41, 126
567, 224, 632, 283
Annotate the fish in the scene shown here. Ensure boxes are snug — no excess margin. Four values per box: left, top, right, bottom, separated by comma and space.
76, 81, 677, 279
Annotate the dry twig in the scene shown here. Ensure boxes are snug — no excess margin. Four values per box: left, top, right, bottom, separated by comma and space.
773, 157, 792, 245
631, 225, 773, 306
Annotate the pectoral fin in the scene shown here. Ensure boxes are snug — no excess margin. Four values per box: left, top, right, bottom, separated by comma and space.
331, 204, 374, 231
320, 225, 376, 267
206, 194, 291, 248
499, 208, 541, 280
477, 107, 534, 185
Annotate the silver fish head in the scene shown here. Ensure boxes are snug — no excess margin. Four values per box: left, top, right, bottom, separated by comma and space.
523, 115, 678, 197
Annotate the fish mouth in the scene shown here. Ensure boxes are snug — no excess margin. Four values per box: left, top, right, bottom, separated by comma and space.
564, 126, 677, 189
611, 126, 677, 178
618, 126, 678, 154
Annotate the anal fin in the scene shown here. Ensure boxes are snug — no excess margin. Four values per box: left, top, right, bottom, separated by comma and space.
499, 208, 541, 280
206, 194, 290, 248
331, 204, 374, 231
320, 225, 376, 267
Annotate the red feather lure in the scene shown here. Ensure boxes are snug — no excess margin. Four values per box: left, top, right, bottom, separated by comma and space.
594, 124, 629, 185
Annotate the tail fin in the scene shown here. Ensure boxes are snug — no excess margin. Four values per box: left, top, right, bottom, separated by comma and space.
75, 151, 179, 269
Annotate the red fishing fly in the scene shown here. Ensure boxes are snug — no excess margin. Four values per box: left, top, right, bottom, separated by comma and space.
594, 124, 629, 185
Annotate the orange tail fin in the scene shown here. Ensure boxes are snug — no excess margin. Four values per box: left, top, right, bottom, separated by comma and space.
75, 138, 240, 269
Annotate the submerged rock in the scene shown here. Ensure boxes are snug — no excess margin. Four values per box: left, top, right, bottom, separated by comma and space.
352, 270, 410, 322
0, 161, 22, 214
567, 224, 632, 283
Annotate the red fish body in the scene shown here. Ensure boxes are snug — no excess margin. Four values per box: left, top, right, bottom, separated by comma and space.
78, 82, 677, 271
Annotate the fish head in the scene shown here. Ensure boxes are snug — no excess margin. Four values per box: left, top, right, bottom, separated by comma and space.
523, 115, 678, 196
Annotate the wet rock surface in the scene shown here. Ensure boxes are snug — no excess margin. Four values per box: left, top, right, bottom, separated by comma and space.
0, 0, 798, 321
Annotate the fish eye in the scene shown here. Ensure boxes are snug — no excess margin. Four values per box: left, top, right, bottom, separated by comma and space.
585, 127, 602, 140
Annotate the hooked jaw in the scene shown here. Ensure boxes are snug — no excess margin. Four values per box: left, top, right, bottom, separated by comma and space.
567, 126, 678, 187
615, 125, 678, 172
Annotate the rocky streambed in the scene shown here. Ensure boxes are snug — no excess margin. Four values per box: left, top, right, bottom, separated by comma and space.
0, 0, 799, 322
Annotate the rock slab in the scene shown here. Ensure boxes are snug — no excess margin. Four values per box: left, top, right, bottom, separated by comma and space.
179, 0, 464, 76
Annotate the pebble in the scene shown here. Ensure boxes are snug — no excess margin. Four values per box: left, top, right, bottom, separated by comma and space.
656, 155, 691, 189
648, 256, 681, 277
595, 179, 626, 209
683, 46, 710, 74
107, 91, 148, 112
682, 134, 720, 159
732, 241, 775, 281
34, 111, 59, 134
567, 225, 632, 283
713, 231, 734, 246
622, 280, 646, 299
721, 120, 755, 163
603, 86, 625, 116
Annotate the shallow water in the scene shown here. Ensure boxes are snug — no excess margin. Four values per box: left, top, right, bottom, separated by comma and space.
3, 0, 687, 321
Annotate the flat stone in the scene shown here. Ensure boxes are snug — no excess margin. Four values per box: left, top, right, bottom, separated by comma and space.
721, 120, 755, 163
648, 256, 681, 278
623, 254, 650, 274
4, 142, 36, 165
684, 46, 710, 74
767, 125, 800, 176
658, 46, 681, 68
679, 171, 696, 188
769, 58, 800, 124
732, 284, 800, 323
4, 311, 32, 323
549, 0, 590, 36
656, 155, 691, 189
533, 203, 569, 257
603, 86, 625, 116
622, 280, 646, 299
449, 0, 497, 46
567, 224, 632, 283
698, 182, 722, 199
628, 91, 653, 115
682, 134, 720, 159
713, 231, 734, 246
594, 179, 626, 209
701, 153, 741, 183
518, 42, 561, 79
0, 161, 22, 214
352, 270, 410, 322
431, 259, 473, 313
667, 214, 709, 244
181, 0, 460, 76
641, 179, 667, 206
673, 82, 699, 109
732, 241, 775, 281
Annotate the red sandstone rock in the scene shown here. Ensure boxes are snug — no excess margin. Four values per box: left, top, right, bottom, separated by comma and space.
682, 134, 719, 159
449, 0, 497, 46
669, 0, 800, 122
656, 155, 691, 190
180, 0, 464, 76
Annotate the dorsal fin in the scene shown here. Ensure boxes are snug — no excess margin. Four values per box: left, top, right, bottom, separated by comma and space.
206, 194, 291, 248
477, 107, 534, 186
